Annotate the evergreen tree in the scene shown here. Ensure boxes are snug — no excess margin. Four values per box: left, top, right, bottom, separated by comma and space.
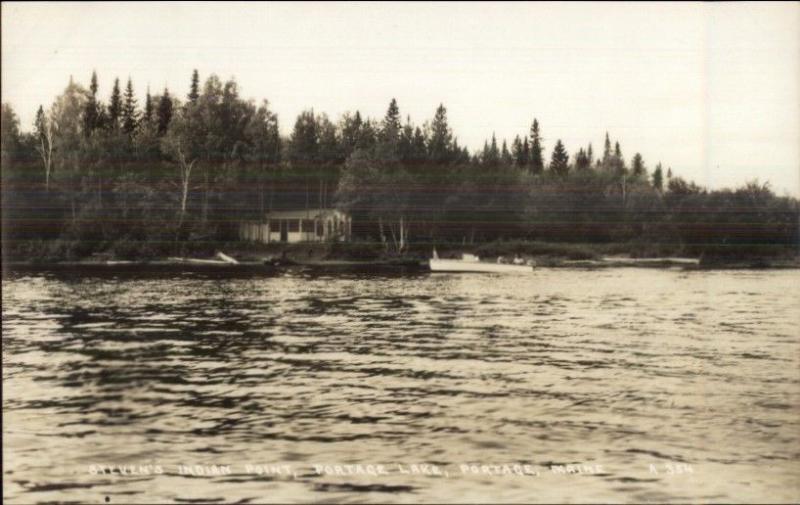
575, 148, 591, 170
529, 118, 544, 174
501, 139, 512, 165
34, 105, 46, 139
631, 152, 645, 176
460, 146, 471, 164
512, 135, 524, 166
108, 78, 122, 129
89, 71, 99, 99
188, 69, 200, 103
613, 141, 626, 174
1, 103, 21, 165
411, 126, 427, 161
398, 116, 414, 162
652, 162, 664, 191
428, 103, 453, 163
522, 137, 530, 167
144, 87, 153, 123
586, 143, 594, 166
549, 139, 569, 176
381, 98, 401, 145
602, 132, 612, 164
157, 88, 173, 136
122, 78, 139, 134
483, 133, 500, 166
83, 71, 101, 136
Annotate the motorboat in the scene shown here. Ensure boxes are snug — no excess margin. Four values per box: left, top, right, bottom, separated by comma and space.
428, 250, 534, 273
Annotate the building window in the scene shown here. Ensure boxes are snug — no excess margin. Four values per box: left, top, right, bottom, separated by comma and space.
287, 220, 300, 232
302, 220, 314, 233
316, 220, 324, 236
269, 220, 281, 232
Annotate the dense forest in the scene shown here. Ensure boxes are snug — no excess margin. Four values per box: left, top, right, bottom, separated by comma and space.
1, 70, 798, 261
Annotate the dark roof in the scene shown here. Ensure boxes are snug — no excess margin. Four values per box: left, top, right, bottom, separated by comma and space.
263, 209, 348, 219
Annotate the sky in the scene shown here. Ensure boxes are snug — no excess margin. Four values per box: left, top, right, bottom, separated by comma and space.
2, 2, 798, 195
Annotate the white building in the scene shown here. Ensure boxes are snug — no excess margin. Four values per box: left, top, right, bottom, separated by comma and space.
239, 209, 352, 244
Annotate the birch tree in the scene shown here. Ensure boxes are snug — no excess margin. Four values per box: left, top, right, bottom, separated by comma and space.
161, 103, 200, 236
34, 106, 55, 191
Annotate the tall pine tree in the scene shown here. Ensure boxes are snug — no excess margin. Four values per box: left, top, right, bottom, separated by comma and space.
530, 118, 544, 174
652, 162, 664, 191
157, 88, 173, 136
512, 135, 524, 166
378, 98, 401, 159
188, 69, 200, 103
575, 148, 590, 170
631, 153, 645, 176
381, 98, 401, 144
483, 133, 500, 166
144, 87, 153, 124
122, 78, 139, 134
549, 139, 569, 176
83, 70, 101, 136
428, 104, 453, 164
613, 141, 625, 174
602, 132, 612, 170
501, 139, 512, 165
108, 78, 122, 130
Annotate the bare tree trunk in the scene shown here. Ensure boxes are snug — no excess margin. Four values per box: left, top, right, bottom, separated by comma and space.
38, 124, 54, 192
176, 156, 194, 243
621, 175, 627, 208
388, 221, 399, 253
399, 215, 407, 253
181, 165, 192, 215
378, 217, 388, 252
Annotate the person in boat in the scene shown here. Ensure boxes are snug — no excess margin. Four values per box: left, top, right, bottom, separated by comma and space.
512, 255, 524, 265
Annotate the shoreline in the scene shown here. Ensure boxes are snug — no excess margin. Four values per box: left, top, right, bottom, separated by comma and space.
4, 255, 799, 274
6, 238, 798, 272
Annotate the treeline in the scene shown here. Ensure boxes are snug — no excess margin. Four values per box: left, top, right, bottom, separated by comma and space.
1, 70, 798, 260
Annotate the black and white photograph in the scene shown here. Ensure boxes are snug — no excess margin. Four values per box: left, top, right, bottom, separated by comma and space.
2, 2, 799, 503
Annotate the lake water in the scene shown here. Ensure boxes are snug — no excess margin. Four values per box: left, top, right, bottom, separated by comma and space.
3, 268, 799, 503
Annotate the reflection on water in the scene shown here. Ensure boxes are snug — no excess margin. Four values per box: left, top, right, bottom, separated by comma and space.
3, 268, 800, 503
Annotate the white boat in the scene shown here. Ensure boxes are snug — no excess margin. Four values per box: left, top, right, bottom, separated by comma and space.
428, 251, 533, 274
166, 251, 240, 266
